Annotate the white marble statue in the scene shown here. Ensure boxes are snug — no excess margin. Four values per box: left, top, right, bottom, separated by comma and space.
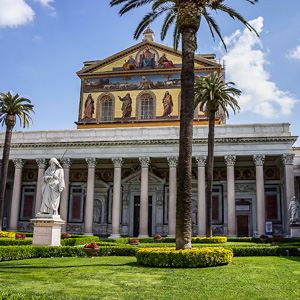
39, 158, 65, 215
289, 196, 300, 224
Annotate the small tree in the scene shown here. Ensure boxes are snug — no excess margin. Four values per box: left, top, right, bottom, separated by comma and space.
194, 73, 241, 237
0, 92, 34, 231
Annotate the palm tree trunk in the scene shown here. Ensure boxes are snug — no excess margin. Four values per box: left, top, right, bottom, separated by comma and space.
176, 27, 196, 250
0, 124, 13, 231
206, 111, 216, 237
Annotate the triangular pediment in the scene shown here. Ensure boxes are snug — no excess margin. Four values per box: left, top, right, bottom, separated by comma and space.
77, 40, 220, 77
121, 169, 166, 185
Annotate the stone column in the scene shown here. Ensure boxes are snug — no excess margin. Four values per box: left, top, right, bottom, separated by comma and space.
9, 159, 25, 231
282, 154, 295, 235
195, 156, 206, 236
139, 157, 150, 238
225, 155, 236, 237
253, 154, 265, 236
84, 158, 97, 235
60, 158, 71, 233
167, 156, 178, 237
35, 158, 46, 216
109, 157, 123, 239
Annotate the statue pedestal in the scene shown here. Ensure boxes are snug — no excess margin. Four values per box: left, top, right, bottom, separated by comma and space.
30, 214, 65, 246
290, 224, 300, 238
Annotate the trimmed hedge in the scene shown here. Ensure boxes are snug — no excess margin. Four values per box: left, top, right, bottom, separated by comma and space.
61, 236, 99, 246
106, 236, 227, 244
0, 238, 32, 246
230, 246, 300, 257
135, 247, 233, 268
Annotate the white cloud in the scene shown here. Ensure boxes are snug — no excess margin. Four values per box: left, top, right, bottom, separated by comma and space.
34, 0, 56, 16
221, 16, 298, 118
32, 35, 43, 42
288, 45, 300, 61
0, 0, 34, 28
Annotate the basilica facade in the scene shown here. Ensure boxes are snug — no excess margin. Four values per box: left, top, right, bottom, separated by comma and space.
1, 29, 299, 238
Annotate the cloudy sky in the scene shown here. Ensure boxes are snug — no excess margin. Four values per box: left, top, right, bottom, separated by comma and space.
0, 0, 300, 145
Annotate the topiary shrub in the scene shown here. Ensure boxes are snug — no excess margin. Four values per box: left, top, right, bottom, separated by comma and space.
135, 247, 233, 268
61, 236, 99, 246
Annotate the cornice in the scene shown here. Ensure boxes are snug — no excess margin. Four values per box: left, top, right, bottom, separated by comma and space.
6, 136, 297, 149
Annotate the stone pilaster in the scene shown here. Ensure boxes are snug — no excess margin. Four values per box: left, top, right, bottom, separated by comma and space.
60, 158, 72, 233
282, 154, 295, 235
9, 159, 26, 231
225, 155, 236, 237
139, 157, 150, 237
195, 156, 206, 236
109, 157, 123, 239
35, 159, 46, 215
167, 156, 178, 237
253, 154, 265, 236
84, 158, 97, 235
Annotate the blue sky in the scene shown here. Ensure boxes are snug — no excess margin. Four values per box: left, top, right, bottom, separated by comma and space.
0, 0, 300, 145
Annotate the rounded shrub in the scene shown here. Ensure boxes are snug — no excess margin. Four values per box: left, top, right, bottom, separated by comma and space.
135, 247, 233, 268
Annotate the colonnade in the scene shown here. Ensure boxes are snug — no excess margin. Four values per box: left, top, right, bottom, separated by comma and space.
7, 154, 296, 237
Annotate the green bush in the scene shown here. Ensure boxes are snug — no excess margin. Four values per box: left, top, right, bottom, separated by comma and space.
230, 246, 300, 257
192, 236, 227, 243
0, 238, 32, 246
61, 236, 99, 246
16, 232, 33, 238
135, 247, 233, 268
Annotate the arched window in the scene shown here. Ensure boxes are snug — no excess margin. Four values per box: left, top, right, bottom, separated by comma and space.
97, 93, 115, 122
140, 93, 153, 120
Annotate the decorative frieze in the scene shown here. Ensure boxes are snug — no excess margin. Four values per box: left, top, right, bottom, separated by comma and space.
167, 156, 178, 168
112, 157, 123, 168
139, 157, 150, 168
13, 159, 25, 169
224, 155, 236, 166
86, 157, 97, 168
195, 156, 207, 167
235, 183, 256, 193
253, 154, 265, 166
282, 154, 294, 165
36, 158, 46, 169
61, 158, 72, 169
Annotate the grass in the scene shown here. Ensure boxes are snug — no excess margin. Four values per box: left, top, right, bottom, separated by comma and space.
0, 256, 300, 299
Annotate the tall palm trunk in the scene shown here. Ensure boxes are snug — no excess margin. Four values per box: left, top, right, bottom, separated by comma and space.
0, 115, 15, 231
206, 111, 216, 237
176, 27, 197, 250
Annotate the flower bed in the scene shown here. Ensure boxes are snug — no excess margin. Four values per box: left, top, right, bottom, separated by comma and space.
0, 231, 15, 238
135, 247, 233, 268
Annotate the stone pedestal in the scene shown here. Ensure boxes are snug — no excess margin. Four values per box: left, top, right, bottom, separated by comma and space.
31, 214, 65, 246
290, 224, 300, 238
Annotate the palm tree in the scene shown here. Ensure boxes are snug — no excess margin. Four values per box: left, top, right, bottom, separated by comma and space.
194, 73, 241, 237
110, 0, 258, 250
0, 92, 34, 231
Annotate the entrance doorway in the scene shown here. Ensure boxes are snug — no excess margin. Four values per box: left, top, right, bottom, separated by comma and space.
237, 215, 249, 237
133, 196, 152, 237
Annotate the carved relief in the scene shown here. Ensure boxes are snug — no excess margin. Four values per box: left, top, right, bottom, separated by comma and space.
112, 157, 123, 168
67, 224, 84, 233
13, 158, 25, 169
36, 158, 46, 169
224, 155, 236, 166
253, 154, 265, 166
195, 156, 207, 167
86, 158, 97, 168
282, 154, 294, 165
139, 157, 151, 168
235, 183, 256, 193
61, 158, 72, 169
167, 157, 178, 168
22, 170, 38, 182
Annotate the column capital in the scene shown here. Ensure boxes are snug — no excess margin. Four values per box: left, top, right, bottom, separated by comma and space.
86, 158, 97, 168
61, 158, 72, 169
139, 157, 150, 168
224, 155, 236, 166
167, 156, 178, 167
195, 156, 207, 167
112, 157, 123, 168
253, 154, 265, 166
282, 154, 294, 165
36, 158, 47, 169
13, 158, 25, 169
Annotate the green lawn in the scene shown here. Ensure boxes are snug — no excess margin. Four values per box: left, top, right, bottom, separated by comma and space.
0, 256, 299, 299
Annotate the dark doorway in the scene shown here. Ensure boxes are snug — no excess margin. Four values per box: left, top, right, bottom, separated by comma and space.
237, 215, 249, 237
133, 196, 152, 237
